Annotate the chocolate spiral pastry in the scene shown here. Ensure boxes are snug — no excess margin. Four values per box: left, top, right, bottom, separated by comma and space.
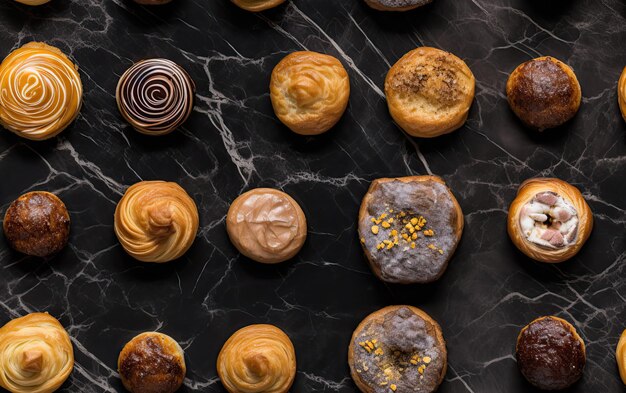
0, 42, 82, 140
116, 59, 195, 136
217, 324, 296, 393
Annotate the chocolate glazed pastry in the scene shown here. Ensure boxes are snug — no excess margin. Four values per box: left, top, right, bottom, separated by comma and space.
3, 191, 70, 257
358, 176, 463, 284
116, 59, 195, 136
348, 306, 447, 393
516, 316, 586, 390
363, 0, 432, 11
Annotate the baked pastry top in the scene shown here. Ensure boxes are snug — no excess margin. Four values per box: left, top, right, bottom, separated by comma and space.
133, 0, 173, 4
14, 0, 51, 5
618, 67, 626, 123
363, 0, 433, 11
616, 330, 626, 385
230, 0, 286, 12
0, 42, 82, 140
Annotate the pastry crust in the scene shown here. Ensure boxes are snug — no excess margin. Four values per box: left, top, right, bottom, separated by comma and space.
616, 330, 626, 385
133, 0, 173, 4
114, 181, 199, 263
363, 0, 432, 11
348, 305, 447, 393
618, 67, 626, 123
270, 51, 350, 135
0, 42, 82, 140
385, 47, 475, 138
0, 313, 74, 393
118, 332, 185, 393
230, 0, 286, 12
226, 188, 307, 264
358, 176, 464, 284
217, 324, 296, 393
507, 178, 592, 263
506, 56, 581, 131
14, 0, 51, 5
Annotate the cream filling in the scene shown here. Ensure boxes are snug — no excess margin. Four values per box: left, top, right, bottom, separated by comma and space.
519, 192, 578, 249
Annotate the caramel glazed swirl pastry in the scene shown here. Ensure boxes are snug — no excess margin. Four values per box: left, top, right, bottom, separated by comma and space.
116, 59, 195, 136
507, 178, 593, 263
114, 181, 199, 263
217, 324, 296, 393
0, 313, 74, 393
0, 42, 82, 141
230, 0, 286, 12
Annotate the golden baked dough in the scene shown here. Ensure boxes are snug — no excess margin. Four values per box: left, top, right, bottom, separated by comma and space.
0, 42, 82, 140
230, 0, 286, 12
114, 181, 199, 263
217, 324, 296, 393
270, 51, 350, 135
617, 330, 626, 384
363, 0, 432, 11
385, 47, 475, 138
133, 0, 173, 4
618, 67, 626, 123
507, 178, 593, 263
0, 313, 74, 393
14, 0, 50, 4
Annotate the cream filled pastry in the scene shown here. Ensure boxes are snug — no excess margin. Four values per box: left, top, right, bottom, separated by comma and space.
116, 59, 195, 136
0, 313, 74, 393
0, 42, 82, 140
217, 324, 296, 393
114, 181, 199, 263
363, 0, 433, 11
519, 192, 578, 249
226, 188, 307, 264
230, 0, 286, 12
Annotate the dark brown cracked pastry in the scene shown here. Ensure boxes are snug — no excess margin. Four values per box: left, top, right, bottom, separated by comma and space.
516, 316, 586, 390
506, 56, 581, 131
358, 176, 463, 284
349, 305, 447, 393
3, 191, 70, 257
364, 0, 432, 11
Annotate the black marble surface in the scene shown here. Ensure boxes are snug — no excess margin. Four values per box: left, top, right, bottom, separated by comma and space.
0, 0, 625, 392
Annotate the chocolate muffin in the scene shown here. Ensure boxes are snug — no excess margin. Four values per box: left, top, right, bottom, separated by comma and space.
516, 316, 586, 390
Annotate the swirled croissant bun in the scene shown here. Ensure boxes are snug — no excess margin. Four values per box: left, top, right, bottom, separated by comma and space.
0, 42, 82, 140
14, 0, 51, 5
0, 313, 74, 393
114, 181, 199, 263
230, 0, 286, 12
217, 324, 296, 393
270, 51, 350, 135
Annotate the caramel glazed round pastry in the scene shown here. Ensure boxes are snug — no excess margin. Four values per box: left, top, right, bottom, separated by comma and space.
516, 316, 586, 390
118, 332, 186, 393
114, 181, 199, 263
0, 42, 82, 141
358, 176, 463, 284
507, 178, 593, 263
270, 51, 350, 135
3, 191, 70, 257
507, 56, 581, 131
385, 47, 475, 138
364, 0, 432, 12
349, 306, 447, 393
217, 324, 296, 393
230, 0, 286, 12
618, 67, 626, 123
616, 329, 626, 384
116, 58, 195, 136
226, 188, 307, 264
0, 313, 74, 393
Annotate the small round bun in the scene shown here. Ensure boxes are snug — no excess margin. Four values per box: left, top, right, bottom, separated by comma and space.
616, 329, 626, 385
516, 316, 585, 390
506, 56, 581, 131
3, 191, 70, 257
363, 0, 432, 11
226, 188, 307, 264
507, 178, 592, 263
14, 0, 51, 5
385, 47, 475, 138
230, 0, 286, 12
348, 305, 447, 393
618, 67, 626, 123
217, 324, 296, 393
118, 332, 185, 393
270, 51, 350, 135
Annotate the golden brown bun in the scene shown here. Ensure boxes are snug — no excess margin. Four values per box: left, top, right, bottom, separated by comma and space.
616, 330, 626, 385
618, 67, 626, 123
3, 191, 70, 257
118, 332, 185, 393
506, 56, 581, 131
133, 0, 173, 4
14, 0, 50, 4
230, 0, 286, 12
348, 305, 447, 393
217, 324, 296, 393
0, 313, 74, 393
507, 178, 593, 263
114, 181, 199, 263
385, 47, 475, 138
363, 0, 432, 11
226, 188, 307, 264
270, 51, 350, 135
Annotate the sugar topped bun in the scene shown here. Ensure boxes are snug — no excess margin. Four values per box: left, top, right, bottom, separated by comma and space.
364, 0, 433, 11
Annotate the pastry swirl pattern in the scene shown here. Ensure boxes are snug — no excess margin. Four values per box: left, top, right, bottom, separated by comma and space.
0, 42, 82, 140
114, 181, 199, 263
116, 59, 195, 136
0, 313, 74, 393
217, 325, 296, 393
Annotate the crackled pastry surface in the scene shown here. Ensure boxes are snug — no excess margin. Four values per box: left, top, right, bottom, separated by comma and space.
0, 313, 74, 393
217, 324, 296, 393
114, 181, 199, 263
349, 306, 446, 393
616, 330, 626, 385
0, 42, 82, 140
230, 0, 286, 12
364, 0, 432, 11
270, 51, 350, 135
